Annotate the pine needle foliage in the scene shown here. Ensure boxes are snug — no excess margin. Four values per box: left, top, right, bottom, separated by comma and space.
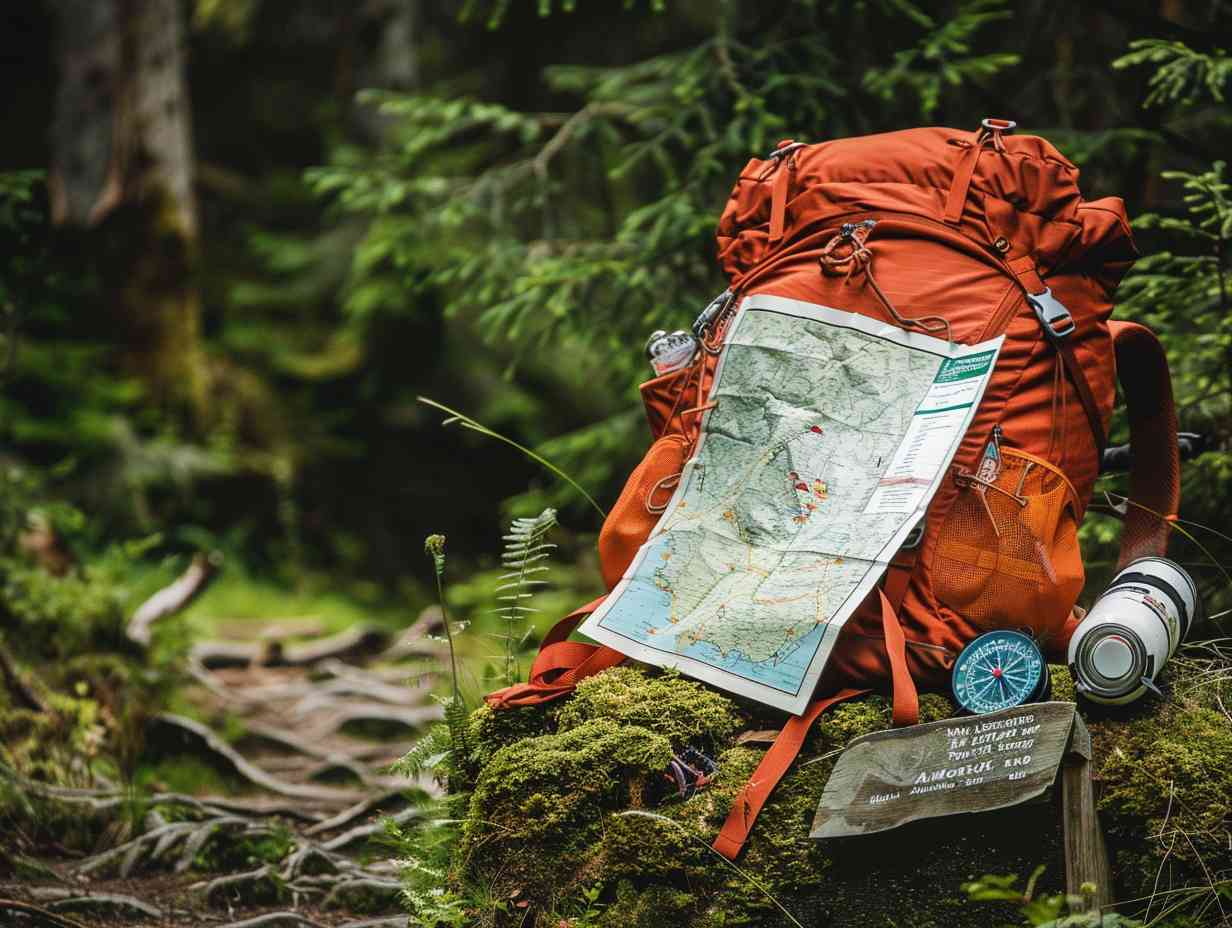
1114, 39, 1232, 107
495, 508, 558, 686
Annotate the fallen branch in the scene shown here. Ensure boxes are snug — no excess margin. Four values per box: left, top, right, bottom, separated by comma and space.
146, 714, 362, 804
127, 551, 221, 647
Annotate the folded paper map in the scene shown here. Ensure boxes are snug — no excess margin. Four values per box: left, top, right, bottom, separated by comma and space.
580, 294, 1003, 714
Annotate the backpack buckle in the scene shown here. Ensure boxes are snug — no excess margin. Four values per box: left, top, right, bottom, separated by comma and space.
1028, 287, 1075, 340
901, 517, 927, 550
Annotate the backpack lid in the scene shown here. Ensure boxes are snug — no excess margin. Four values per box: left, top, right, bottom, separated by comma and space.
715, 124, 1138, 296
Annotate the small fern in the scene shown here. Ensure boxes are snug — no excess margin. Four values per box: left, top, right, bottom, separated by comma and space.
494, 508, 558, 686
391, 722, 452, 781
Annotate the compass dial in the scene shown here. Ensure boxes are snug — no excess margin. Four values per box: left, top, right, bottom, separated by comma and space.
951, 631, 1048, 715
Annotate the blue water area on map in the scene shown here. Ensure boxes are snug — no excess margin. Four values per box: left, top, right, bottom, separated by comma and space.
597, 535, 825, 696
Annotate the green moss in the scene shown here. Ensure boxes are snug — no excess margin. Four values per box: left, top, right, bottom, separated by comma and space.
467, 701, 558, 770
556, 666, 741, 750
599, 881, 699, 927
455, 651, 1232, 926
459, 718, 675, 907
1093, 697, 1232, 910
1048, 664, 1075, 702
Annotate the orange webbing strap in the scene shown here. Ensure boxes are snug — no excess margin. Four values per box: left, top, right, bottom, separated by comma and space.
878, 588, 920, 728
711, 590, 918, 860
484, 596, 626, 708
712, 687, 867, 860
1110, 320, 1180, 569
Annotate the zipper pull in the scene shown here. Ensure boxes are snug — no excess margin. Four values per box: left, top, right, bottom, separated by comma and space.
976, 424, 1003, 484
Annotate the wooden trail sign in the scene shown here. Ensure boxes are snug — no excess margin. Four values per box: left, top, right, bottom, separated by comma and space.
809, 701, 1112, 909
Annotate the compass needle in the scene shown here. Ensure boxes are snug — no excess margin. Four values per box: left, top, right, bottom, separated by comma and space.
952, 631, 1048, 715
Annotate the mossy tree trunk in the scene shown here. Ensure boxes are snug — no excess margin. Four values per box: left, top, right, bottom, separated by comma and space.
49, 0, 207, 427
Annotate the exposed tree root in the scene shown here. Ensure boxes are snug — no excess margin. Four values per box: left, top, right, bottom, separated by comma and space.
191, 864, 281, 906
146, 714, 363, 803
217, 913, 327, 928
303, 790, 407, 837
319, 807, 421, 852
193, 626, 390, 670
300, 703, 442, 740
321, 877, 402, 910
0, 898, 89, 928
380, 605, 446, 662
43, 892, 163, 919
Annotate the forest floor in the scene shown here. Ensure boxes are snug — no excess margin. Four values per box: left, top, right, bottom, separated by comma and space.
1, 610, 448, 927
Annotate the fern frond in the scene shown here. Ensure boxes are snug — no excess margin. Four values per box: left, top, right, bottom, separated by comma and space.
496, 508, 559, 686
390, 723, 453, 780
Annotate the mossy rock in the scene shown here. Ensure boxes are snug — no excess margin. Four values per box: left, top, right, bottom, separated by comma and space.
455, 663, 1232, 927
557, 666, 741, 749
459, 717, 674, 904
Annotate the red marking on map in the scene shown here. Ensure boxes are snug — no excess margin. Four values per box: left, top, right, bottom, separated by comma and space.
876, 476, 931, 487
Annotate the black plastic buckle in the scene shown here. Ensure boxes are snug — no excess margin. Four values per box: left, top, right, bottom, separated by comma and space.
902, 518, 927, 550
1027, 287, 1075, 340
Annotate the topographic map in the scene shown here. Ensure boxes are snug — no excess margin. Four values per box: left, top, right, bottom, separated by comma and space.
580, 294, 1002, 713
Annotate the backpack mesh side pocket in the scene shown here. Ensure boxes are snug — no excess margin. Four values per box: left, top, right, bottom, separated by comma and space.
932, 447, 1083, 641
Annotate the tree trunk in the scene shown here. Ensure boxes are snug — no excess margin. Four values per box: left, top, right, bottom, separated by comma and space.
49, 0, 207, 424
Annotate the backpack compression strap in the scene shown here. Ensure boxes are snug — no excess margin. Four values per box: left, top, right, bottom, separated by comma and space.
1009, 262, 1179, 567
483, 596, 625, 708
711, 589, 918, 860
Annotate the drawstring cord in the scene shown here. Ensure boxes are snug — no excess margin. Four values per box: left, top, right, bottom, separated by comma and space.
819, 222, 954, 345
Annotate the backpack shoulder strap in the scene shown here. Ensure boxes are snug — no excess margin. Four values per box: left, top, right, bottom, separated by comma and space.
1109, 320, 1179, 568
484, 596, 624, 708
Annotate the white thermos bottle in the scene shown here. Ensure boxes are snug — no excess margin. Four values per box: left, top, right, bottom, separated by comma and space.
1068, 557, 1200, 705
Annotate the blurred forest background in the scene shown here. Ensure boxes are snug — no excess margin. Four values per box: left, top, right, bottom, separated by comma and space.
0, 0, 1229, 923
0, 0, 1227, 836
2, 0, 1230, 653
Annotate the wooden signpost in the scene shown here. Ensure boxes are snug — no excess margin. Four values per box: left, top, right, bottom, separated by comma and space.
811, 701, 1113, 910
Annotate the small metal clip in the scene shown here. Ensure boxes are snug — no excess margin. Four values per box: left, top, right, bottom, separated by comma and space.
1027, 287, 1075, 340
981, 117, 1017, 134
692, 289, 735, 339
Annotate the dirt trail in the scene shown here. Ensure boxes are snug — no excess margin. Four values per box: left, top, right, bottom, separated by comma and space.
1, 614, 446, 927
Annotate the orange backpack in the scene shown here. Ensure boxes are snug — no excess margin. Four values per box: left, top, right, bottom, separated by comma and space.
486, 119, 1180, 858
